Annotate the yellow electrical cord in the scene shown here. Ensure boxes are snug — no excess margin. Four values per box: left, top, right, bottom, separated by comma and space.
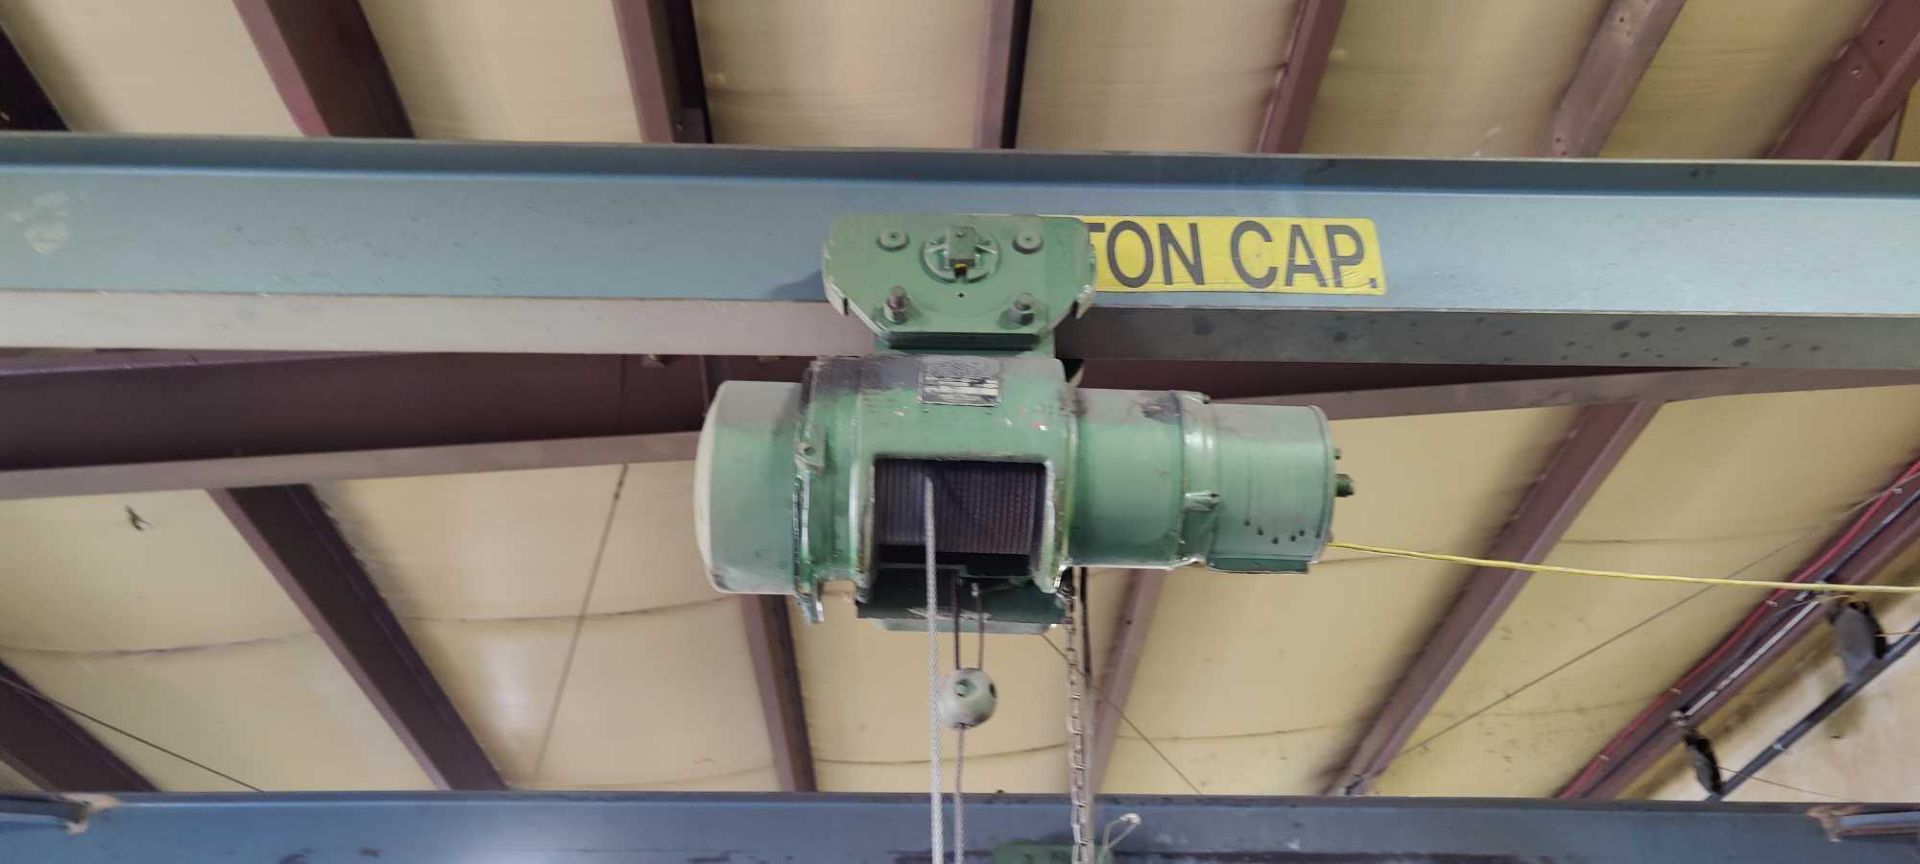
1327, 541, 1920, 595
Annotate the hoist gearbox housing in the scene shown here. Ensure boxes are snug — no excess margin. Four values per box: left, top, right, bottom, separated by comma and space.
696, 215, 1345, 632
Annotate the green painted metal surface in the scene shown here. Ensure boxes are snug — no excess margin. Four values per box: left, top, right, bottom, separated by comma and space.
823, 214, 1094, 353
697, 214, 1340, 629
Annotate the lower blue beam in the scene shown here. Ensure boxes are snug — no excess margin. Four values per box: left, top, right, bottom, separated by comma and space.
2, 792, 1913, 863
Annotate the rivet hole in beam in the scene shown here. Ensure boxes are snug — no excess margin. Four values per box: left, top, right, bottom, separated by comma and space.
1769, 0, 1920, 159
1543, 0, 1690, 157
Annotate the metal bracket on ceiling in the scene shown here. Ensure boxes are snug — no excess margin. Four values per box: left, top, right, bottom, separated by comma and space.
1669, 710, 1723, 798
1830, 601, 1889, 688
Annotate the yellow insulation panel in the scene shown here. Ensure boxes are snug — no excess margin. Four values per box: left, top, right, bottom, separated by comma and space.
1104, 407, 1579, 793
1301, 0, 1606, 156
1896, 88, 1920, 162
1375, 385, 1920, 796
0, 759, 34, 791
0, 491, 429, 790
1602, 0, 1876, 157
692, 0, 987, 147
0, 0, 294, 134
360, 0, 641, 142
319, 462, 773, 790
5, 635, 431, 791
1016, 0, 1299, 152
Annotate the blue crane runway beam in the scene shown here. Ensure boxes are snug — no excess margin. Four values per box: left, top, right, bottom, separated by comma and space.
0, 136, 1914, 367
2, 792, 1917, 863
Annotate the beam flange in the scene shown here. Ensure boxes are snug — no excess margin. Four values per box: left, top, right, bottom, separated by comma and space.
3, 356, 1913, 501
1088, 569, 1167, 795
740, 596, 816, 792
1329, 400, 1660, 795
8, 791, 1917, 863
1257, 0, 1344, 153
1770, 0, 1920, 159
1543, 0, 1688, 156
212, 485, 504, 790
233, 0, 412, 138
0, 433, 697, 501
0, 662, 153, 792
1230, 368, 1920, 420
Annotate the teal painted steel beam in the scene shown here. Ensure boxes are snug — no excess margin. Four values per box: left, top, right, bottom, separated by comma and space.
2, 792, 1915, 863
0, 136, 1915, 367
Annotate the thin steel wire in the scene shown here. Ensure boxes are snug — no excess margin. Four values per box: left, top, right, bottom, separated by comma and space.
924, 477, 944, 864
531, 464, 629, 787
1387, 488, 1898, 766
0, 675, 261, 791
951, 575, 965, 863
1036, 633, 1203, 795
1331, 541, 1920, 595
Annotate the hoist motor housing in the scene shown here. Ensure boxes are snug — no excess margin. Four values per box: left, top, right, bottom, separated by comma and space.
696, 215, 1345, 632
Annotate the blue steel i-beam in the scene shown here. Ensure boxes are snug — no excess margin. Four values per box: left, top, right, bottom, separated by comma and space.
2, 792, 1916, 863
0, 136, 1914, 367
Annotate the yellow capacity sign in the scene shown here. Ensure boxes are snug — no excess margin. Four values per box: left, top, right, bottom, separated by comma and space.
1077, 216, 1385, 295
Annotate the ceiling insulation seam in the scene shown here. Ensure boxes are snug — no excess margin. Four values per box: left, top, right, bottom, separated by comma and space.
2, 634, 434, 791
313, 463, 775, 791
394, 595, 730, 626
516, 762, 781, 791
0, 629, 312, 658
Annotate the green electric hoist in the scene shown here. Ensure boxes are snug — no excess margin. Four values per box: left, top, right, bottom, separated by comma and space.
695, 214, 1349, 636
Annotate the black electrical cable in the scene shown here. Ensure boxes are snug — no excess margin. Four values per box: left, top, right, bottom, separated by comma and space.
1710, 624, 1920, 801
1682, 489, 1920, 718
1562, 481, 1920, 796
